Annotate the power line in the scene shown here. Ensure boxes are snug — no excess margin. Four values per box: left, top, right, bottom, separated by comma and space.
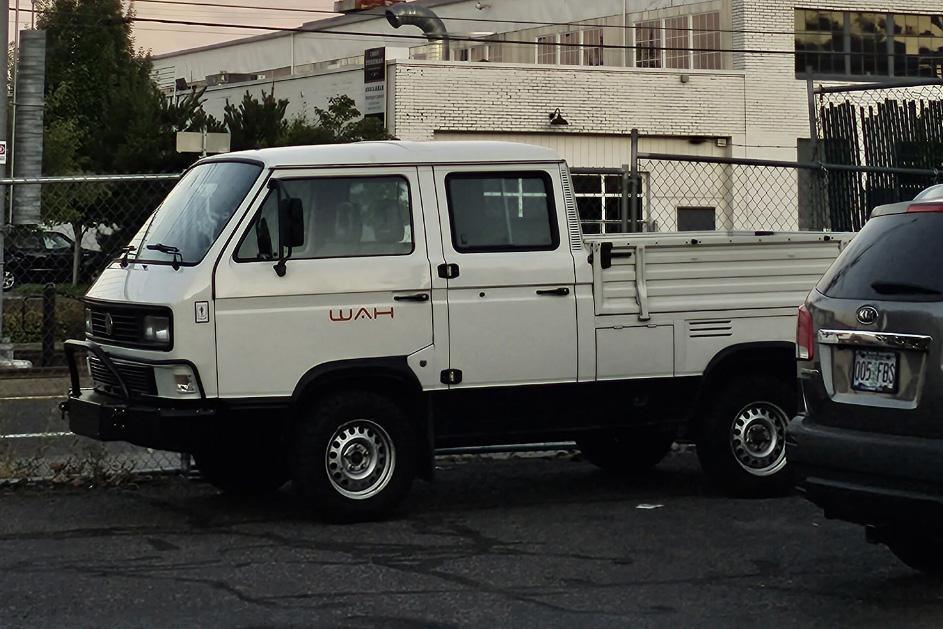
129, 0, 802, 37
118, 16, 802, 57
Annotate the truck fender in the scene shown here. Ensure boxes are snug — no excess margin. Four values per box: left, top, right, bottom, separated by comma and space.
289, 357, 434, 481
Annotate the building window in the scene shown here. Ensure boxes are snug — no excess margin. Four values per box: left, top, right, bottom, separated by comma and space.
583, 28, 604, 66
635, 20, 662, 68
677, 207, 716, 231
537, 35, 557, 64
635, 13, 721, 70
796, 9, 943, 78
560, 31, 581, 65
664, 16, 690, 69
692, 12, 722, 69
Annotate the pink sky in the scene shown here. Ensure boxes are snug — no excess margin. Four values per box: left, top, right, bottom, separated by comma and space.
131, 0, 340, 55
3, 0, 340, 55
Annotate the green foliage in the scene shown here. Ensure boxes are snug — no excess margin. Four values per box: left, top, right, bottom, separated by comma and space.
224, 90, 289, 151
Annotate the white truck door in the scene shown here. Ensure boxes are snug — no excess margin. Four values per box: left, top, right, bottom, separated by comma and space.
433, 166, 578, 388
213, 167, 434, 398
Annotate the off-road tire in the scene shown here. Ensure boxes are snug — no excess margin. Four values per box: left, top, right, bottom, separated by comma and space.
2, 270, 15, 292
577, 429, 675, 474
195, 442, 290, 496
696, 373, 795, 497
291, 390, 416, 523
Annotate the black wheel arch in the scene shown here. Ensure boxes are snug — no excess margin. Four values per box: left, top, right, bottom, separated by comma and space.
690, 341, 797, 422
290, 357, 434, 481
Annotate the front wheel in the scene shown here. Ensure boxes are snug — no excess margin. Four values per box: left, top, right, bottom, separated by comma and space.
291, 391, 416, 522
696, 374, 795, 497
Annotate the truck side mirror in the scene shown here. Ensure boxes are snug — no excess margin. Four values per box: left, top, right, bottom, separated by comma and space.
278, 198, 305, 249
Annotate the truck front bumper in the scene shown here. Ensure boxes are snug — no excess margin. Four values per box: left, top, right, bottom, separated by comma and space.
65, 389, 218, 453
787, 414, 943, 527
62, 339, 218, 453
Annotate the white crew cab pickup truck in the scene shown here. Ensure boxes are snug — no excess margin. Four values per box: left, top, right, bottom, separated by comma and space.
63, 141, 851, 520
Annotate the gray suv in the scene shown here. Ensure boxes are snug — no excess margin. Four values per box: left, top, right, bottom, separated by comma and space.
788, 184, 943, 575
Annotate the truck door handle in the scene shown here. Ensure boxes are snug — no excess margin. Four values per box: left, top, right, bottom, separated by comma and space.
394, 293, 430, 302
536, 287, 570, 296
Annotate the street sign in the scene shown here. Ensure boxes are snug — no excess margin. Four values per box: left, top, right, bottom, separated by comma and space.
176, 131, 231, 156
363, 47, 386, 120
0, 141, 7, 165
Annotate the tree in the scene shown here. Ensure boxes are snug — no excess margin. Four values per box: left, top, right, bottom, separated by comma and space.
38, 0, 167, 283
223, 90, 289, 151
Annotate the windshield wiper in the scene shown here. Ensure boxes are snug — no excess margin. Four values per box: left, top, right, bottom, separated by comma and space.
119, 245, 135, 268
871, 281, 942, 296
146, 243, 183, 271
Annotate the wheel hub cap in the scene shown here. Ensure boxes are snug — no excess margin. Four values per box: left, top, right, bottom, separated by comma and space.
730, 402, 788, 477
325, 419, 395, 500
2, 271, 12, 290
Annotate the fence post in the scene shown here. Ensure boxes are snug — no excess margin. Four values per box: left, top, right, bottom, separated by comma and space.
628, 128, 640, 232
41, 282, 56, 367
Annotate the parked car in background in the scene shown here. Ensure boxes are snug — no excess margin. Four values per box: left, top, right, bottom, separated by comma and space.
788, 184, 943, 575
2, 227, 108, 291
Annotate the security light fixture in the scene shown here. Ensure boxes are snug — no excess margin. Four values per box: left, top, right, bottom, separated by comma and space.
548, 108, 569, 126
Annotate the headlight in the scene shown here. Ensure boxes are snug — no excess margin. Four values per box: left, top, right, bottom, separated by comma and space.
142, 315, 171, 345
85, 308, 93, 335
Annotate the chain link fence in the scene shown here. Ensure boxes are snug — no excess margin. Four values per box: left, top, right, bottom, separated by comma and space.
1, 174, 183, 484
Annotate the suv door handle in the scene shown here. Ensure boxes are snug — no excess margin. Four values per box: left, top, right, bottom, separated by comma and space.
536, 287, 570, 296
394, 293, 430, 302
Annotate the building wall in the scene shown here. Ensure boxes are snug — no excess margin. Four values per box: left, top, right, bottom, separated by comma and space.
192, 66, 367, 122
390, 61, 747, 143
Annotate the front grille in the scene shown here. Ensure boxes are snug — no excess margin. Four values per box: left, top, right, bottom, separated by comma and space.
88, 355, 158, 397
85, 302, 172, 350
88, 309, 141, 344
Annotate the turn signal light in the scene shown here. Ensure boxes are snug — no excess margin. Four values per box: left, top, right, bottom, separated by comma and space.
797, 304, 814, 361
907, 203, 943, 213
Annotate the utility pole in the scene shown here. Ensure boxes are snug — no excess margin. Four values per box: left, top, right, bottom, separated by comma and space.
0, 0, 9, 347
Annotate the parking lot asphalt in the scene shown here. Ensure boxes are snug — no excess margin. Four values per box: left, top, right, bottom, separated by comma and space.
2, 451, 942, 629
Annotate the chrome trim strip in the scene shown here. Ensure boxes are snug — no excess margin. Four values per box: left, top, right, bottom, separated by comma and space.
817, 329, 933, 352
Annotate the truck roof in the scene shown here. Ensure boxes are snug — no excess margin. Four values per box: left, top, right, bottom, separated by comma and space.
213, 141, 563, 169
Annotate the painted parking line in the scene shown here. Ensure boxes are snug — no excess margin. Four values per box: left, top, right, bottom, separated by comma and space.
0, 395, 66, 401
0, 431, 73, 440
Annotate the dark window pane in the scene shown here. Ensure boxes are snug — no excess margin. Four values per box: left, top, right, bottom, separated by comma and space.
447, 173, 558, 252
818, 213, 943, 301
677, 207, 716, 231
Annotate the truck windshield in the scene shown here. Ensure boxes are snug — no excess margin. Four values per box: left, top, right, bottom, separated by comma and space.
135, 161, 262, 265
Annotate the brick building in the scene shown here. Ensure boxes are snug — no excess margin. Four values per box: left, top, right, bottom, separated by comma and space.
153, 0, 943, 230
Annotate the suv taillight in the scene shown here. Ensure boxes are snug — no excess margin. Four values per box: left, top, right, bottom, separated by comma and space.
907, 202, 943, 213
797, 304, 814, 361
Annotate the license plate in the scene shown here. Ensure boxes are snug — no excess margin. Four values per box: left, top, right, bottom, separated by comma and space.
852, 350, 899, 393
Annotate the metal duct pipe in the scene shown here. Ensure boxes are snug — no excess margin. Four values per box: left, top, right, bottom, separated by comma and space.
385, 3, 449, 58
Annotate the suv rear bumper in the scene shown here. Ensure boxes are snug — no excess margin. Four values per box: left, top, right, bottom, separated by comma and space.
787, 415, 943, 525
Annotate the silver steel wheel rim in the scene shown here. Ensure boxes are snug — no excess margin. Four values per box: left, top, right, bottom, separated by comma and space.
2, 271, 13, 291
730, 401, 788, 477
325, 419, 395, 500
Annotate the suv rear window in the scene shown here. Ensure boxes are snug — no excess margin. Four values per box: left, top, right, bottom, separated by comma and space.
817, 213, 943, 302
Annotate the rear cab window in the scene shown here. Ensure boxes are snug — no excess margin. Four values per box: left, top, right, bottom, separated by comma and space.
445, 172, 559, 252
817, 213, 943, 302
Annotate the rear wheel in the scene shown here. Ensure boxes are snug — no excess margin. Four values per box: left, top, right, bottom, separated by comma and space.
577, 429, 675, 474
696, 374, 795, 497
885, 530, 943, 576
291, 390, 416, 522
2, 270, 15, 292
